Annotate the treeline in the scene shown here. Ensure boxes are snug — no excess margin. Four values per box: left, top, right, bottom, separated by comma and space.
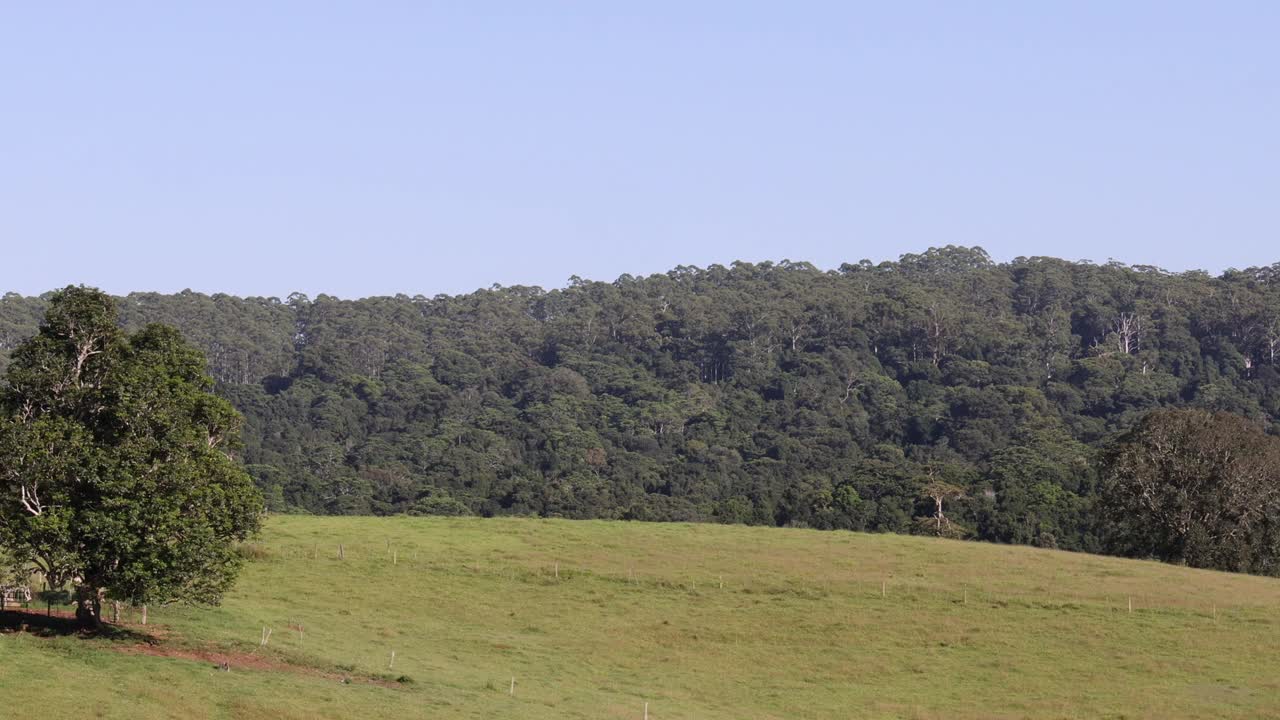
3, 246, 1279, 554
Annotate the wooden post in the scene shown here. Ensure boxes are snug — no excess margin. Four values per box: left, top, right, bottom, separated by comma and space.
142, 604, 148, 625
963, 589, 968, 605
389, 650, 395, 669
644, 701, 649, 720
554, 562, 559, 580
881, 581, 886, 598
393, 550, 398, 565
1213, 603, 1218, 623
1128, 597, 1133, 614
509, 676, 515, 695
338, 544, 345, 560
113, 601, 120, 623
718, 575, 723, 590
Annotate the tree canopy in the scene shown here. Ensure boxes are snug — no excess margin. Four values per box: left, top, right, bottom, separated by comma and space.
2, 249, 1280, 571
1100, 409, 1280, 574
0, 287, 262, 625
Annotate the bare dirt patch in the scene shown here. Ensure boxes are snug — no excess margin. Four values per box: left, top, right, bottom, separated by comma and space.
116, 641, 404, 688
4, 608, 404, 689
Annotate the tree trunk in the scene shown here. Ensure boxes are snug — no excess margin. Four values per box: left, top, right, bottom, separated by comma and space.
74, 586, 103, 629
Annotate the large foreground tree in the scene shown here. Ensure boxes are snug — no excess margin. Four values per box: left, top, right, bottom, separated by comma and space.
0, 287, 262, 626
1100, 409, 1280, 575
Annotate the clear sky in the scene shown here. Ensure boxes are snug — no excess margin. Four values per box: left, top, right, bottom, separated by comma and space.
2, 2, 1276, 299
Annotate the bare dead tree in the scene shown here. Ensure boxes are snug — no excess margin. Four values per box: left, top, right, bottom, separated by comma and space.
917, 479, 967, 538
1113, 312, 1145, 355
926, 303, 948, 366
840, 370, 863, 404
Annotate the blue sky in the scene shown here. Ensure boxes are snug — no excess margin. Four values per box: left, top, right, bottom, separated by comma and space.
2, 2, 1276, 298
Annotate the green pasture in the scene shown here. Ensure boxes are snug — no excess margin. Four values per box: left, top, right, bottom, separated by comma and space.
3, 516, 1278, 719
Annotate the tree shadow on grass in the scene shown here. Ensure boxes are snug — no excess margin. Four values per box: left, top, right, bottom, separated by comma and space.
0, 608, 157, 642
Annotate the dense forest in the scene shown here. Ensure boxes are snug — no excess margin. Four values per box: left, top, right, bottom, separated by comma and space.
3, 247, 1279, 554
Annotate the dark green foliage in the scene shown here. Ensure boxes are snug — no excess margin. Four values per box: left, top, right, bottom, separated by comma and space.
0, 287, 263, 624
1, 249, 1279, 567
1100, 409, 1280, 574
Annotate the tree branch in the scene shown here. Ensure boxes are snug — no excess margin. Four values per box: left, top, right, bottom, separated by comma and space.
19, 484, 44, 516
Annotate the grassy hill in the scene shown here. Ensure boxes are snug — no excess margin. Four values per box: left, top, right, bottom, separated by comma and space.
3, 516, 1279, 719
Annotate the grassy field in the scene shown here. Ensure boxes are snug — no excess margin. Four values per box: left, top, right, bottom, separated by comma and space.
3, 516, 1279, 719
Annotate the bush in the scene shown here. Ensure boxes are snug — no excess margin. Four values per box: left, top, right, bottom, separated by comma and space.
407, 488, 472, 517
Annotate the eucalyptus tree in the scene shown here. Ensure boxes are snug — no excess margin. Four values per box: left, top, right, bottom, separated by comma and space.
1100, 408, 1280, 575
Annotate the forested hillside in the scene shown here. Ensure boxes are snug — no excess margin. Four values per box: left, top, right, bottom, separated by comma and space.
4, 247, 1279, 552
